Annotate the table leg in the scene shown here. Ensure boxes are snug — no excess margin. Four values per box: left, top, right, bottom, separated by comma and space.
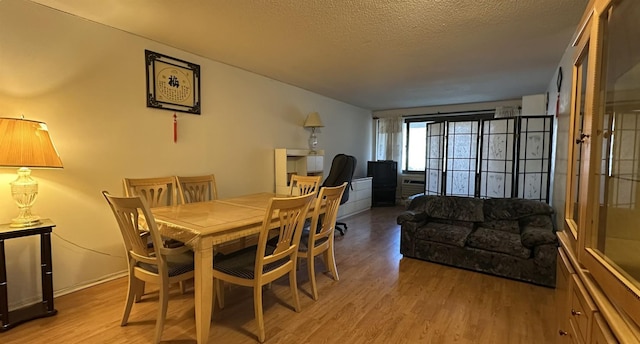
194, 237, 213, 344
0, 239, 8, 327
40, 232, 55, 314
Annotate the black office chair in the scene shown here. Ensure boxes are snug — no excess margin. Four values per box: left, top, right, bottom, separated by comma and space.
322, 154, 356, 235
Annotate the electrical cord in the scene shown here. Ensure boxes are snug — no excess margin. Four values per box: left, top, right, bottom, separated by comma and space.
53, 232, 125, 259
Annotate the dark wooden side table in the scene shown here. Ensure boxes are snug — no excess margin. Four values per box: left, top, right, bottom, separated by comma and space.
0, 219, 57, 331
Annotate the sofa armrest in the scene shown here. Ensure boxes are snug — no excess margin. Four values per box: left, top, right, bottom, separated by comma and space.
521, 226, 558, 248
397, 210, 428, 225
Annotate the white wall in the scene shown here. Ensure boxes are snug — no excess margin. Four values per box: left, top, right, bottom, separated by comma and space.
0, 0, 372, 309
522, 94, 547, 116
546, 43, 577, 229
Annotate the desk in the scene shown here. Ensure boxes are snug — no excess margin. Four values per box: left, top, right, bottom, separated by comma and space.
0, 219, 57, 331
151, 192, 285, 344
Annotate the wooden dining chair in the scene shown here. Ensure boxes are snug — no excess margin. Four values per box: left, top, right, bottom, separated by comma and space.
263, 174, 321, 258
102, 191, 194, 344
176, 173, 240, 256
123, 176, 187, 292
212, 193, 315, 343
288, 174, 322, 196
176, 174, 218, 204
123, 176, 180, 244
298, 182, 347, 300
123, 176, 178, 207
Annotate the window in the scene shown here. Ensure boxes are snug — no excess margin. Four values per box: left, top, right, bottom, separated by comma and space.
402, 112, 493, 173
404, 120, 428, 172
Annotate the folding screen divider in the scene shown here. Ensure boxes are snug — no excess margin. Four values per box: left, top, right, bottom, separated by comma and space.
424, 122, 445, 196
516, 116, 553, 200
479, 117, 516, 199
445, 120, 480, 197
423, 115, 553, 202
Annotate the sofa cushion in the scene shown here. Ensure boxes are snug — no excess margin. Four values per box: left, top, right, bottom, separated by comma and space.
521, 226, 558, 248
430, 218, 475, 229
484, 198, 554, 221
397, 210, 428, 225
520, 215, 554, 230
482, 219, 520, 234
466, 227, 531, 259
405, 194, 432, 213
424, 196, 484, 222
415, 222, 473, 248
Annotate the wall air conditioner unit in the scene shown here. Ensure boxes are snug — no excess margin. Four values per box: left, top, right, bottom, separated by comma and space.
401, 176, 425, 198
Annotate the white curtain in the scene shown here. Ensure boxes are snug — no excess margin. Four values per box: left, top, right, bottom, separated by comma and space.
376, 115, 404, 162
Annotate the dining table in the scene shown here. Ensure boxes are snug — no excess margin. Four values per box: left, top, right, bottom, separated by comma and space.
150, 192, 319, 344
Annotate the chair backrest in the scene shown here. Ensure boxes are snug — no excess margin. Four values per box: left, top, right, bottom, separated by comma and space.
102, 191, 164, 269
308, 182, 347, 246
256, 193, 315, 273
322, 154, 357, 204
176, 174, 218, 204
123, 177, 177, 207
288, 175, 322, 196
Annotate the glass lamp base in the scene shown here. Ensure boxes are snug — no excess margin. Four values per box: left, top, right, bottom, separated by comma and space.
10, 216, 41, 228
308, 130, 318, 153
10, 167, 41, 228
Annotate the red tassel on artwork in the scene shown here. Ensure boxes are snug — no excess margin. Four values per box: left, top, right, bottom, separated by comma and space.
173, 113, 177, 143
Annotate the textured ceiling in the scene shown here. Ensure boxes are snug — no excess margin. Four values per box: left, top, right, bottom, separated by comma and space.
30, 0, 588, 111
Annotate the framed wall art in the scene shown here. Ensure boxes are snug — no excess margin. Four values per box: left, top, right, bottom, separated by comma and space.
145, 50, 201, 114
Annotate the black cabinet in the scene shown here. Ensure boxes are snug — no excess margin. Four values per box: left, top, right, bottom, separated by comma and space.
367, 160, 397, 206
0, 219, 57, 331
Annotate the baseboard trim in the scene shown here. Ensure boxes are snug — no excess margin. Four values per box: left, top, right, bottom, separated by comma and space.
54, 270, 127, 298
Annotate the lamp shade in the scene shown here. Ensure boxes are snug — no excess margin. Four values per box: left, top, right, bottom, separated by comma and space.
303, 112, 324, 128
0, 117, 63, 168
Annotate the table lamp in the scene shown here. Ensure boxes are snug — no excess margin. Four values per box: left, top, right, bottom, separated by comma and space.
303, 112, 324, 153
0, 117, 63, 227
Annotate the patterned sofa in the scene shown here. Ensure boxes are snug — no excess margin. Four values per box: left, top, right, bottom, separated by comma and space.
397, 195, 558, 287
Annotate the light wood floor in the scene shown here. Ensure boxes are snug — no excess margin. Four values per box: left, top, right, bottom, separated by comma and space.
0, 205, 556, 344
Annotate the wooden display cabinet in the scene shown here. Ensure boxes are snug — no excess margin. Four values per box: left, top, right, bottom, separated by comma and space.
556, 0, 640, 342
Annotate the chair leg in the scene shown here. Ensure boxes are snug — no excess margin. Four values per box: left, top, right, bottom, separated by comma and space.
121, 275, 138, 326
212, 278, 217, 310
308, 254, 318, 301
254, 285, 265, 343
134, 280, 145, 303
154, 278, 170, 344
215, 279, 225, 309
179, 279, 189, 294
290, 269, 301, 312
325, 245, 340, 281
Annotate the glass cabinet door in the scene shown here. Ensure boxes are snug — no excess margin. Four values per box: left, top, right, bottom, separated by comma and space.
590, 0, 640, 288
566, 24, 591, 242
565, 0, 640, 330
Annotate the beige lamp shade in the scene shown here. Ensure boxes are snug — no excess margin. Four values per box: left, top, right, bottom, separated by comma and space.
303, 112, 324, 128
0, 117, 63, 168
